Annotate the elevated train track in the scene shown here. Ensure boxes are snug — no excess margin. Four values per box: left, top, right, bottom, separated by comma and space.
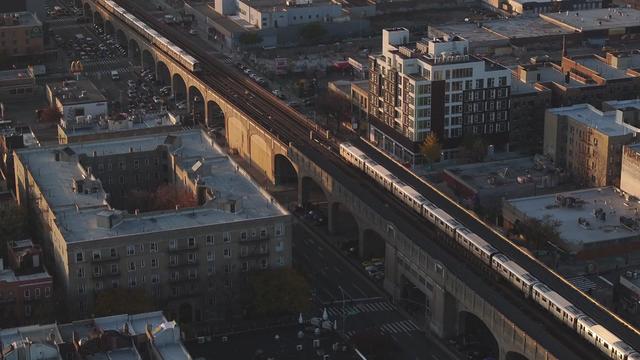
99, 0, 640, 357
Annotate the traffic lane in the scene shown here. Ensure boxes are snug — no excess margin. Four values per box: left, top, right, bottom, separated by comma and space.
292, 227, 379, 301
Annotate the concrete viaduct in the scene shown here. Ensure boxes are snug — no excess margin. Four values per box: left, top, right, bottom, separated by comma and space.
74, 1, 583, 358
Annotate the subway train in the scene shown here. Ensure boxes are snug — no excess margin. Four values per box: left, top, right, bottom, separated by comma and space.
97, 0, 201, 72
339, 142, 640, 360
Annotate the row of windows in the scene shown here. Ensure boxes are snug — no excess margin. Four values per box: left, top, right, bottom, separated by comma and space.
8, 87, 33, 95
0, 287, 51, 300
75, 225, 285, 262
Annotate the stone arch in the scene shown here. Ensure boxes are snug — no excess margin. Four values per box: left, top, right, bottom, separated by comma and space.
505, 352, 529, 360
274, 154, 298, 186
458, 311, 500, 360
128, 38, 141, 63
104, 20, 114, 35
83, 3, 91, 18
250, 134, 270, 176
206, 100, 225, 129
115, 29, 128, 54
300, 176, 329, 228
329, 201, 361, 254
188, 85, 205, 126
227, 116, 248, 157
93, 11, 103, 27
172, 73, 187, 103
142, 49, 155, 73
156, 60, 170, 85
361, 228, 385, 259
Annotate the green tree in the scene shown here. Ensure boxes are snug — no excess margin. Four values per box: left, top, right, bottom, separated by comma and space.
299, 22, 327, 42
94, 288, 156, 317
0, 203, 28, 258
238, 32, 262, 46
420, 133, 441, 165
248, 268, 311, 318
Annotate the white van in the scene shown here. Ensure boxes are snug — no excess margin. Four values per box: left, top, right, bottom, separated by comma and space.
111, 70, 120, 80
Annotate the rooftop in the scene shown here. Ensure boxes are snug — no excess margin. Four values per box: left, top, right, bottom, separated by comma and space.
60, 112, 180, 139
547, 101, 640, 136
14, 129, 288, 244
0, 68, 34, 82
443, 156, 559, 193
47, 79, 107, 106
506, 187, 640, 248
240, 0, 335, 10
0, 12, 41, 27
0, 267, 52, 283
540, 8, 640, 32
1, 312, 191, 360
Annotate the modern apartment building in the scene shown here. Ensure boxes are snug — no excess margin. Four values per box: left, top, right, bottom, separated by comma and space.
13, 129, 292, 322
0, 12, 43, 58
368, 28, 512, 164
543, 99, 640, 187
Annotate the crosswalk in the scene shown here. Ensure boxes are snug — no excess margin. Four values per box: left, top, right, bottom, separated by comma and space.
380, 320, 420, 335
568, 276, 597, 292
343, 320, 420, 339
325, 301, 396, 318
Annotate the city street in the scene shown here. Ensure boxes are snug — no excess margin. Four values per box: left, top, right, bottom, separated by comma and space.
292, 219, 457, 360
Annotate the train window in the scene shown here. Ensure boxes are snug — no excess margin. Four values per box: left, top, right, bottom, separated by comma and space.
604, 344, 609, 349
588, 331, 592, 337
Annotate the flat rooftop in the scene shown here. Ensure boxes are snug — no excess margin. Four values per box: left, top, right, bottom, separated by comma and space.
444, 156, 556, 193
0, 68, 33, 82
15, 129, 288, 243
47, 79, 106, 106
547, 101, 640, 136
430, 17, 571, 45
0, 268, 52, 283
0, 12, 41, 27
574, 55, 636, 79
541, 8, 640, 32
506, 187, 640, 247
240, 0, 334, 10
60, 112, 179, 138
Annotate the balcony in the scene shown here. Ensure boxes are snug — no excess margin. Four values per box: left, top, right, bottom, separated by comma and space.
239, 248, 270, 259
93, 270, 120, 278
239, 235, 270, 243
168, 244, 198, 253
168, 260, 199, 268
91, 255, 120, 263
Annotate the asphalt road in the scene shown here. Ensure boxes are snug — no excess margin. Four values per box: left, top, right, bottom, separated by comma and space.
291, 217, 457, 360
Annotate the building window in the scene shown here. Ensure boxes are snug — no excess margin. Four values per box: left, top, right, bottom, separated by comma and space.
224, 248, 231, 258
275, 223, 284, 236
128, 277, 137, 288
78, 283, 86, 295
139, 259, 145, 268
127, 245, 135, 256
206, 234, 214, 245
76, 251, 84, 263
170, 255, 178, 266
188, 237, 196, 248
223, 232, 230, 243
276, 241, 284, 252
151, 274, 159, 284
95, 281, 103, 291
169, 239, 176, 250
77, 267, 85, 278
25, 305, 32, 317
207, 251, 214, 262
150, 242, 158, 253
94, 265, 102, 276
129, 262, 136, 271
188, 253, 196, 263
260, 228, 267, 238
207, 263, 215, 275
119, 161, 125, 170
93, 250, 101, 261
278, 256, 285, 266
261, 259, 269, 269
111, 263, 119, 274
24, 289, 30, 299
133, 160, 139, 169
224, 263, 231, 274
240, 231, 247, 241
241, 262, 248, 272
110, 248, 117, 257
171, 271, 179, 281
34, 288, 41, 298
111, 280, 119, 289
151, 258, 158, 268
45, 287, 51, 298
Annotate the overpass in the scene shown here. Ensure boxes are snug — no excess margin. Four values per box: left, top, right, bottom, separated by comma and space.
75, 1, 639, 358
